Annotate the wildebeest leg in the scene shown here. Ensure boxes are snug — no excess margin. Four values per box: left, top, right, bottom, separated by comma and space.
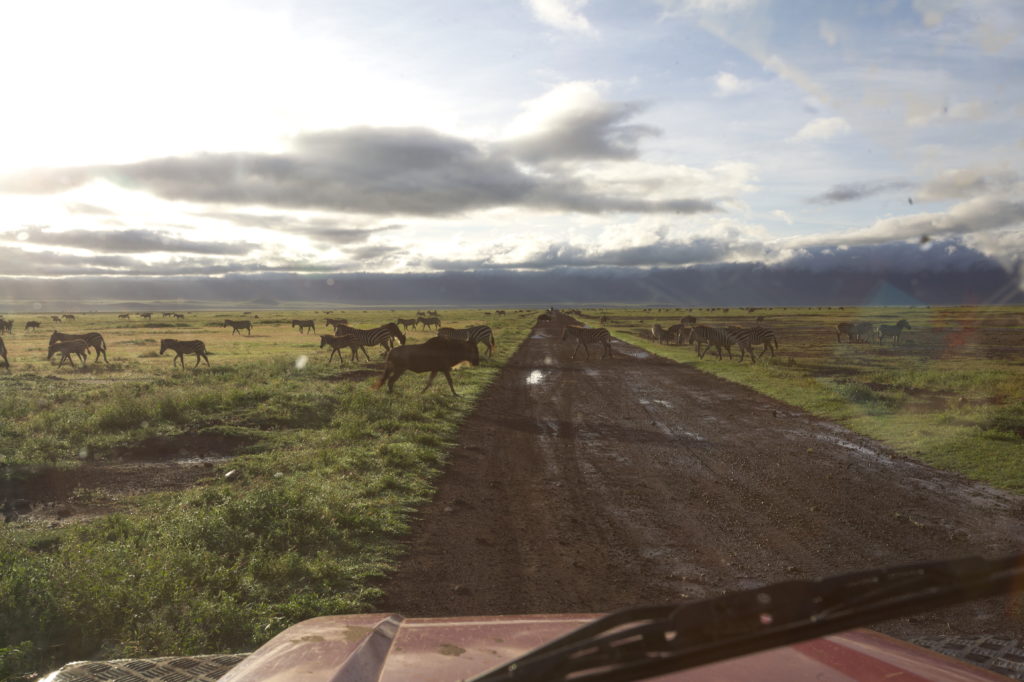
421, 371, 438, 393
442, 370, 458, 396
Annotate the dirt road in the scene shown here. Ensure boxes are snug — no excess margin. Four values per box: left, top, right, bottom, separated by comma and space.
379, 318, 1024, 640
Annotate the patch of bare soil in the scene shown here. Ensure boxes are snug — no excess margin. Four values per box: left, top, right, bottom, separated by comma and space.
379, 317, 1024, 643
1, 432, 252, 525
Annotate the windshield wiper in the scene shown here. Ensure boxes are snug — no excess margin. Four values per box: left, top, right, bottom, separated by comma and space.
469, 553, 1024, 682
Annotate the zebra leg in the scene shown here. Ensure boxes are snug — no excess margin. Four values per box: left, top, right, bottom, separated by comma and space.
194, 353, 202, 367
359, 345, 372, 362
571, 340, 582, 360
202, 353, 210, 367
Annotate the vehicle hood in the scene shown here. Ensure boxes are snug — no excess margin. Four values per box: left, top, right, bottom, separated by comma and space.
219, 613, 1011, 682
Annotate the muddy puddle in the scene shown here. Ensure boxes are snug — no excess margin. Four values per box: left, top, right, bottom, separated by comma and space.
2, 431, 254, 526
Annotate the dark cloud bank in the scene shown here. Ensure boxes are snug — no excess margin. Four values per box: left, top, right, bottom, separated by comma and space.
1, 240, 1019, 309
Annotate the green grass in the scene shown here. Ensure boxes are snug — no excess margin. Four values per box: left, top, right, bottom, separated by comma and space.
591, 305, 1024, 494
0, 309, 536, 679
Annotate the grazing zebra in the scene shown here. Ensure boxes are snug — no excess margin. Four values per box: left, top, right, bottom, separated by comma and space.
0, 319, 12, 335
173, 313, 185, 319
51, 316, 61, 322
560, 326, 613, 360
877, 319, 911, 345
835, 322, 857, 343
495, 310, 506, 316
319, 333, 359, 364
396, 317, 419, 330
334, 323, 407, 361
62, 314, 76, 320
438, 325, 496, 357
667, 323, 690, 345
159, 339, 210, 367
325, 317, 349, 327
162, 312, 174, 318
223, 319, 252, 336
25, 321, 41, 331
419, 316, 441, 330
291, 319, 316, 334
686, 325, 737, 360
49, 330, 109, 363
729, 326, 778, 362
139, 312, 152, 319
651, 324, 674, 345
48, 339, 89, 367
0, 336, 7, 368
118, 313, 130, 319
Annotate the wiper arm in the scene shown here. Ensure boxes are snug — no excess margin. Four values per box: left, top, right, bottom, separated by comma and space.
469, 553, 1024, 682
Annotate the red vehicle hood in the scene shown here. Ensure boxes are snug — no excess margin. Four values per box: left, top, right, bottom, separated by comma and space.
219, 613, 1011, 682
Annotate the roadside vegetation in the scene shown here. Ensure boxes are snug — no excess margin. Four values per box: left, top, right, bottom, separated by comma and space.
593, 305, 1024, 493
0, 308, 534, 680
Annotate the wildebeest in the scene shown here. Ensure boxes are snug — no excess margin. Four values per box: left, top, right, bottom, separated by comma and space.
374, 337, 479, 396
25, 321, 41, 331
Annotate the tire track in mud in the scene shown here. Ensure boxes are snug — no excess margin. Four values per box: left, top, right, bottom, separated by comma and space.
378, 320, 1024, 641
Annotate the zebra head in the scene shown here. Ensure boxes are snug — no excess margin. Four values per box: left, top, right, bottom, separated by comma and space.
48, 330, 61, 346
897, 319, 911, 330
159, 339, 174, 355
385, 322, 406, 345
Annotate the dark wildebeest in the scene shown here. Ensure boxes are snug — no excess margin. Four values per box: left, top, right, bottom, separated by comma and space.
374, 337, 479, 396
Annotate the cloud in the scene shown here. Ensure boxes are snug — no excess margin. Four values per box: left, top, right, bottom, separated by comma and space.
791, 116, 851, 141
502, 82, 659, 162
346, 244, 406, 261
657, 0, 761, 15
713, 71, 754, 96
808, 180, 912, 204
64, 203, 114, 215
200, 211, 403, 244
525, 0, 596, 35
916, 168, 1020, 201
795, 195, 1024, 249
0, 125, 716, 218
819, 19, 838, 46
3, 226, 257, 255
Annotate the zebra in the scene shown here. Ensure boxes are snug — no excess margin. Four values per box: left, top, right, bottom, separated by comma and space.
223, 319, 252, 336
49, 330, 109, 363
651, 324, 676, 345
162, 312, 174, 318
419, 316, 441, 330
62, 314, 76, 320
173, 313, 185, 319
319, 333, 359, 364
877, 319, 911, 345
729, 326, 778, 362
291, 319, 316, 334
560, 326, 613, 360
334, 323, 407, 361
686, 325, 737, 360
25, 321, 41, 331
139, 312, 152, 319
159, 339, 210, 367
396, 317, 419, 330
667, 323, 690, 345
51, 316, 61, 323
835, 322, 858, 343
325, 317, 349, 328
0, 319, 12, 335
0, 336, 7, 368
118, 313, 130, 319
48, 339, 89, 368
438, 325, 496, 357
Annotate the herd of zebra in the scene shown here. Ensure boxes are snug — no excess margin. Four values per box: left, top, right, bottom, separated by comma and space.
835, 319, 912, 345
0, 313, 499, 371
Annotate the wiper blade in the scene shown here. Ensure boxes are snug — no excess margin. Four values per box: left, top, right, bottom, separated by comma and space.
469, 553, 1024, 682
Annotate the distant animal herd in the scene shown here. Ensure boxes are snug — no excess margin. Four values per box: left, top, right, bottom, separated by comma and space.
0, 308, 925, 393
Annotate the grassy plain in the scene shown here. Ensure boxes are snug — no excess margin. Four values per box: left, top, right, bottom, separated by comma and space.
0, 309, 535, 679
590, 305, 1024, 493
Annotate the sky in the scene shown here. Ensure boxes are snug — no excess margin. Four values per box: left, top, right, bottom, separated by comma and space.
0, 0, 1022, 304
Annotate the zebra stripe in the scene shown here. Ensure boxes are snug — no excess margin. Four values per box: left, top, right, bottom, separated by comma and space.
877, 319, 911, 345
291, 319, 316, 334
49, 330, 108, 363
437, 325, 496, 357
333, 323, 406, 361
396, 317, 419, 330
223, 319, 252, 336
560, 326, 613, 360
686, 325, 736, 360
159, 339, 210, 367
48, 339, 89, 368
728, 326, 778, 363
418, 316, 441, 330
319, 334, 359, 364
